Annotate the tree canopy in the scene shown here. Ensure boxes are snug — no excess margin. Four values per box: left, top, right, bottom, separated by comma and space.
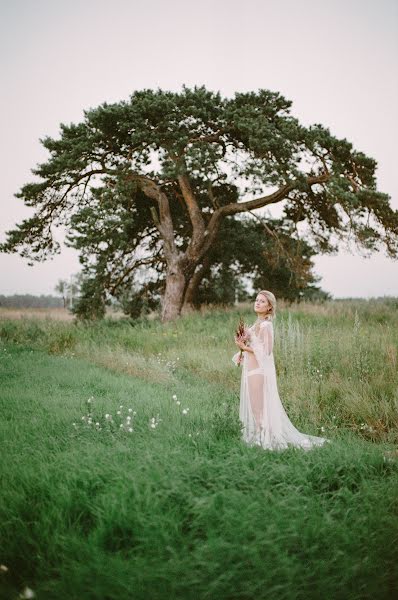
1, 85, 397, 321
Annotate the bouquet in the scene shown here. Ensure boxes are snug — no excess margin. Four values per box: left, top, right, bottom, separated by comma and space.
234, 316, 251, 366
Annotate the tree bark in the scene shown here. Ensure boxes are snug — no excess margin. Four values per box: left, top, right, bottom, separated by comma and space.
161, 258, 187, 322
181, 255, 212, 313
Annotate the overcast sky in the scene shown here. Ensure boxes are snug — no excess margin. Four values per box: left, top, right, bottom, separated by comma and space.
1, 0, 397, 298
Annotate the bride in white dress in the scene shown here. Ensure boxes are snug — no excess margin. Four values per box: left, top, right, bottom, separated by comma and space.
232, 290, 331, 451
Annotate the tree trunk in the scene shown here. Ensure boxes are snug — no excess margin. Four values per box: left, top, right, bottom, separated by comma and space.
181, 255, 211, 314
181, 279, 197, 315
161, 260, 187, 323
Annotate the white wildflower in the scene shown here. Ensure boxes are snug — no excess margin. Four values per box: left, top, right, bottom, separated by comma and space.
19, 587, 36, 599
117, 410, 121, 415
176, 401, 181, 405
0, 564, 8, 572
119, 405, 123, 409
120, 424, 124, 428
133, 411, 137, 415
105, 414, 110, 419
128, 408, 133, 413
95, 422, 100, 427
128, 428, 133, 433
182, 409, 189, 415
150, 423, 156, 429
172, 394, 177, 400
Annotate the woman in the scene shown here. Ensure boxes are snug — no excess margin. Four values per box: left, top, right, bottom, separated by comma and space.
232, 290, 331, 451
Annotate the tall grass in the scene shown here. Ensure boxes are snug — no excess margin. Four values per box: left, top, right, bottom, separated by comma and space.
0, 300, 397, 599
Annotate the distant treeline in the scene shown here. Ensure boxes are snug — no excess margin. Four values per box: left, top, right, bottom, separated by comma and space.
0, 295, 64, 308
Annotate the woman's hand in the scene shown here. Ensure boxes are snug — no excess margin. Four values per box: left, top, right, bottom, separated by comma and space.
235, 338, 248, 351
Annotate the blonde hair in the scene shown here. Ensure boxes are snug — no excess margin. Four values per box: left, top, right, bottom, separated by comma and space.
257, 290, 276, 320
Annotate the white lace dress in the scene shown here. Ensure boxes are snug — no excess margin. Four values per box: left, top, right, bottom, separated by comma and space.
232, 319, 331, 451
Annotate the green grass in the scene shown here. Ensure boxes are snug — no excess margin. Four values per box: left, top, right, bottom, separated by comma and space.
0, 300, 397, 599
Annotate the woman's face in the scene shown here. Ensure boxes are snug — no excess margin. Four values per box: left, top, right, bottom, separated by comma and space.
254, 294, 269, 315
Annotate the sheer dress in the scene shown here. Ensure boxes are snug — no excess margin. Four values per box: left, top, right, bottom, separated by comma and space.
232, 319, 331, 451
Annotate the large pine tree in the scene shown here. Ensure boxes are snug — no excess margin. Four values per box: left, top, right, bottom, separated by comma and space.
1, 85, 397, 321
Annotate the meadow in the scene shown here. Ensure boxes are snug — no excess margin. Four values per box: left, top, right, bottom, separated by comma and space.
0, 299, 397, 600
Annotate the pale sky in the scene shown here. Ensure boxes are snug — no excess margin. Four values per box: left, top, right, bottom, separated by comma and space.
1, 0, 397, 298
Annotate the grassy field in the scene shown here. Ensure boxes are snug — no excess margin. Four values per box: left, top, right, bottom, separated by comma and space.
0, 299, 397, 599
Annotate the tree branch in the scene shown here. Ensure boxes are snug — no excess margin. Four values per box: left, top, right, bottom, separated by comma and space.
177, 172, 206, 243
198, 173, 330, 262
108, 256, 157, 294
127, 173, 179, 262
